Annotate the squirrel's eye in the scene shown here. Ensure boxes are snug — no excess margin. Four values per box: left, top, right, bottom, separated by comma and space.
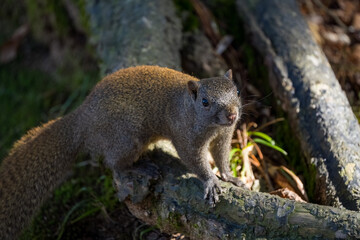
202, 98, 209, 107
237, 90, 240, 96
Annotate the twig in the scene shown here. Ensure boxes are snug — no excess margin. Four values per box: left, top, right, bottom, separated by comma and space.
312, 0, 348, 31
255, 117, 284, 132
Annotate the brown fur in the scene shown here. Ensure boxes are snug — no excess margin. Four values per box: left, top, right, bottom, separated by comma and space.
0, 66, 242, 239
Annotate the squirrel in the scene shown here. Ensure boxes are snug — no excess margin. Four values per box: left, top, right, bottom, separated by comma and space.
0, 65, 243, 239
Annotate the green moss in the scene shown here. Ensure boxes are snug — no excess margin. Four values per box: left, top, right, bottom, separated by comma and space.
156, 215, 164, 229
168, 212, 184, 231
155, 210, 185, 233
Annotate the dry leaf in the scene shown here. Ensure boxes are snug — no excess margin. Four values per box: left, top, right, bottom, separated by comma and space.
337, 0, 357, 24
307, 18, 323, 44
268, 165, 308, 202
269, 188, 306, 203
239, 144, 255, 189
321, 28, 350, 46
280, 166, 308, 202
351, 44, 360, 63
352, 13, 360, 30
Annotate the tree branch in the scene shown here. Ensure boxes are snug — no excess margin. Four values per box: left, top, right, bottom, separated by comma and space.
119, 142, 360, 239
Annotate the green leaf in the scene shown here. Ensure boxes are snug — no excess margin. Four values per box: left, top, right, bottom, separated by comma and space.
253, 138, 288, 156
229, 148, 241, 160
70, 207, 101, 224
231, 161, 238, 177
248, 131, 275, 145
230, 148, 242, 177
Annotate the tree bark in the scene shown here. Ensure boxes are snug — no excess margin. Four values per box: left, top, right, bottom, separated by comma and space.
236, 0, 360, 211
85, 0, 360, 239
86, 0, 182, 75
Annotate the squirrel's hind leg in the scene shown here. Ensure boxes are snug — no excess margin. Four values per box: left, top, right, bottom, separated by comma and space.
103, 134, 145, 171
107, 140, 160, 202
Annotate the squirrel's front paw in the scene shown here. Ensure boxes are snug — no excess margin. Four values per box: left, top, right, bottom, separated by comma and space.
221, 173, 247, 188
203, 178, 222, 207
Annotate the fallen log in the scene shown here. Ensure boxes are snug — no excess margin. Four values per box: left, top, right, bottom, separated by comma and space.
85, 0, 360, 238
119, 143, 360, 239
236, 0, 360, 210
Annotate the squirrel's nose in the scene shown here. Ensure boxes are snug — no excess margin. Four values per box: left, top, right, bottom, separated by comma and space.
227, 113, 237, 124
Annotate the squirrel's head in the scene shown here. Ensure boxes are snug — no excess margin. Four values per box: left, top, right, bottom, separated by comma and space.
187, 70, 241, 127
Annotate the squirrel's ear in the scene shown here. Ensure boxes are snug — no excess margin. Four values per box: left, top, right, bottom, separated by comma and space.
224, 69, 233, 80
187, 80, 199, 101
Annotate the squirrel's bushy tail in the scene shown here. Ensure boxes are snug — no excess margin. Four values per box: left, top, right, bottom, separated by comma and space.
0, 114, 81, 239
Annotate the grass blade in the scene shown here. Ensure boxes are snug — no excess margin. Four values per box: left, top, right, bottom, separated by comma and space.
57, 200, 90, 240
229, 148, 241, 160
248, 131, 275, 144
253, 138, 288, 156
